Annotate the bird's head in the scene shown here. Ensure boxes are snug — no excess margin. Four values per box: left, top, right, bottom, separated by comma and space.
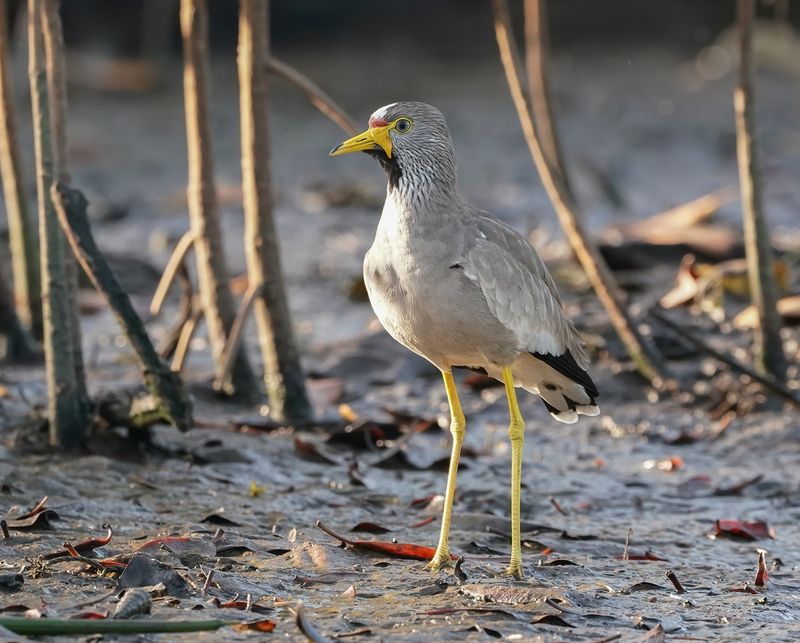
330, 102, 457, 196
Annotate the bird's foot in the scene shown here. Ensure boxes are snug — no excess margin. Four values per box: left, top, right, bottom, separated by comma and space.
505, 559, 524, 580
426, 549, 453, 571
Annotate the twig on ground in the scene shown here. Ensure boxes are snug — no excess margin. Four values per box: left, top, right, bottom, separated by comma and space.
52, 183, 193, 430
649, 307, 800, 408
150, 230, 195, 316
158, 261, 195, 359
622, 527, 632, 561
666, 570, 686, 593
171, 302, 203, 373
214, 283, 260, 391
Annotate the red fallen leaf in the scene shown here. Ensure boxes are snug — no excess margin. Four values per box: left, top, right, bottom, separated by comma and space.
409, 516, 436, 529
220, 600, 273, 615
714, 519, 774, 541
350, 522, 392, 534
97, 559, 127, 571
293, 435, 345, 465
615, 550, 668, 562
4, 495, 60, 530
19, 496, 49, 519
64, 542, 81, 557
69, 610, 109, 620
317, 521, 456, 562
714, 475, 763, 496
728, 584, 759, 594
135, 536, 192, 551
409, 495, 438, 509
540, 547, 554, 556
43, 525, 113, 559
232, 618, 277, 632
755, 551, 768, 587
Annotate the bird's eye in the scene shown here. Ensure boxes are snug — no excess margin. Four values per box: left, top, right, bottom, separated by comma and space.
395, 118, 412, 133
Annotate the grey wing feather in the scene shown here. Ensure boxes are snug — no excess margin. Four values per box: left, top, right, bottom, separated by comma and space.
461, 213, 589, 367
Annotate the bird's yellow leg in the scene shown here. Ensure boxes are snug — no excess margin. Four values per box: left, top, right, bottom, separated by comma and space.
427, 370, 466, 571
502, 366, 525, 579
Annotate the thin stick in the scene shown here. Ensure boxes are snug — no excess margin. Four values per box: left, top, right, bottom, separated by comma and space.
151, 230, 196, 315
41, 0, 89, 410
650, 308, 800, 408
491, 0, 667, 387
523, 0, 571, 196
213, 283, 259, 391
0, 266, 38, 360
180, 0, 256, 397
158, 262, 195, 359
171, 302, 202, 373
238, 0, 312, 423
0, 0, 41, 336
267, 57, 358, 135
52, 183, 193, 430
735, 0, 787, 380
665, 570, 686, 594
28, 0, 89, 448
622, 527, 632, 561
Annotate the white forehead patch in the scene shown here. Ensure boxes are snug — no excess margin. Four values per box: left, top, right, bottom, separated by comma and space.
371, 103, 398, 121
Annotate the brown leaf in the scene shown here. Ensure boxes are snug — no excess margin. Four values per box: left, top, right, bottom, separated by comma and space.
714, 519, 774, 541
755, 551, 769, 587
659, 254, 700, 309
615, 551, 668, 562
733, 295, 800, 329
713, 475, 763, 496
350, 522, 392, 534
232, 618, 277, 633
43, 525, 113, 559
531, 614, 575, 628
294, 436, 346, 465
317, 521, 455, 562
4, 496, 59, 530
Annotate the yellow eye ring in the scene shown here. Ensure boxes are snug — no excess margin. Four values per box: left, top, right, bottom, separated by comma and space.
394, 117, 413, 134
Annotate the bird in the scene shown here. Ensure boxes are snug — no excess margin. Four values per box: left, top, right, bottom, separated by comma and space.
330, 102, 598, 579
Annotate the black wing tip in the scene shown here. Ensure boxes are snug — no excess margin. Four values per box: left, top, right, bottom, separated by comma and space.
530, 350, 599, 399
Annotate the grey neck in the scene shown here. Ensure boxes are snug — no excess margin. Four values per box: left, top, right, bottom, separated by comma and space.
384, 154, 460, 220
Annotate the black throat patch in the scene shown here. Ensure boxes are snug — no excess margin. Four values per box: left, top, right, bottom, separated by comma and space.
365, 150, 402, 191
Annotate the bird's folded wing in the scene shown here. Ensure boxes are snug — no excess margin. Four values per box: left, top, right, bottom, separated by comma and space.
462, 235, 576, 358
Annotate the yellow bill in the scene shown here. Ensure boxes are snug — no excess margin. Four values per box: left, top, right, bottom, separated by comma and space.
329, 123, 393, 158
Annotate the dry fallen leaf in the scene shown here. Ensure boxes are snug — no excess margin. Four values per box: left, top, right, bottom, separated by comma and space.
733, 295, 800, 329
713, 519, 775, 541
